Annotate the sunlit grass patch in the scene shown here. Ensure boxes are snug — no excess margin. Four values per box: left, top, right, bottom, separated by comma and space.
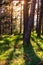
31, 32, 43, 63
31, 40, 43, 59
41, 35, 43, 38
11, 54, 25, 65
0, 48, 14, 60
0, 40, 5, 44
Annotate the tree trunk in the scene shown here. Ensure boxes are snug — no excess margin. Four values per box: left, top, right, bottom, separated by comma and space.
23, 0, 28, 44
41, 20, 43, 35
36, 0, 39, 34
20, 4, 22, 34
41, 0, 43, 35
0, 22, 1, 35
36, 0, 43, 36
23, 0, 36, 44
11, 2, 13, 35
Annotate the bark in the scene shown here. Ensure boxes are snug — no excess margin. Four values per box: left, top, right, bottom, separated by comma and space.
23, 0, 36, 44
23, 0, 28, 44
23, 0, 28, 33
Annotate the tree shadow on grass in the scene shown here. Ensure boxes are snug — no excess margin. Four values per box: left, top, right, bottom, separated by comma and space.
31, 37, 43, 51
23, 36, 43, 65
5, 35, 23, 65
32, 34, 43, 42
0, 34, 22, 55
23, 43, 41, 65
29, 36, 43, 65
0, 39, 11, 55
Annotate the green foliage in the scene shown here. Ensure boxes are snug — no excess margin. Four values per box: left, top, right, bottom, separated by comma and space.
0, 32, 43, 65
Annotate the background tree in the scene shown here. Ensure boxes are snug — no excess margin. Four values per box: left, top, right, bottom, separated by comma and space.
36, 0, 43, 36
41, 0, 43, 35
37, 0, 41, 36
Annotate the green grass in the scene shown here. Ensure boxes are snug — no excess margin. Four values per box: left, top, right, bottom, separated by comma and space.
0, 32, 43, 65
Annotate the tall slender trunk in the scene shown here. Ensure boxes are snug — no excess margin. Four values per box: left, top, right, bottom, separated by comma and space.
41, 0, 43, 35
20, 4, 22, 33
0, 22, 1, 35
36, 0, 39, 34
11, 2, 13, 35
42, 18, 43, 35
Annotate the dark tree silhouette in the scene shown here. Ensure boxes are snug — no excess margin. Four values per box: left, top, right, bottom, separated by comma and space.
23, 0, 36, 44
23, 0, 28, 44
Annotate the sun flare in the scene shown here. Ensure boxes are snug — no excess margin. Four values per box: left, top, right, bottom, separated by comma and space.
21, 1, 24, 4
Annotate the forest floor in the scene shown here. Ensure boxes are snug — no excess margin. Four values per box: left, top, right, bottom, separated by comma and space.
0, 31, 43, 65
